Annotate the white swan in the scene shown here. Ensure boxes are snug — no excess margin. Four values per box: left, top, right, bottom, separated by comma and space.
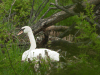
18, 26, 59, 61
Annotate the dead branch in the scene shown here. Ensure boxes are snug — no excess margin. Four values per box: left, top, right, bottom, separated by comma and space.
33, 10, 74, 35
55, 0, 58, 5
45, 26, 68, 31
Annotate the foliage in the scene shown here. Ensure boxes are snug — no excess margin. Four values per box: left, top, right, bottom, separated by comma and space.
67, 58, 100, 75
0, 0, 100, 75
0, 0, 33, 27
75, 0, 100, 53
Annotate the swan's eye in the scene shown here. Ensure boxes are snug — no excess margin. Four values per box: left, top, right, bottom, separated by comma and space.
20, 28, 25, 31
17, 28, 25, 35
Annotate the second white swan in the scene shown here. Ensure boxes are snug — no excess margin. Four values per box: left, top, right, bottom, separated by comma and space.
18, 26, 59, 61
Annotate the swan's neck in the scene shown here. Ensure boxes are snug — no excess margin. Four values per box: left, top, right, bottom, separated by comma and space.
28, 31, 36, 50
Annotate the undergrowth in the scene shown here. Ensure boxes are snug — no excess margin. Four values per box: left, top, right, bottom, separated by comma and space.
0, 0, 100, 75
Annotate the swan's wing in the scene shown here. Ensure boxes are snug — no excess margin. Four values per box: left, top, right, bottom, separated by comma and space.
45, 49, 59, 61
34, 49, 59, 61
22, 50, 29, 61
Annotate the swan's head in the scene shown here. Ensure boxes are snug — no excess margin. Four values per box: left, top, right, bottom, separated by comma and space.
17, 26, 32, 35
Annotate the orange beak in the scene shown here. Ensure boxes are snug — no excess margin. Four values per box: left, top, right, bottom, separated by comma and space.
17, 30, 23, 35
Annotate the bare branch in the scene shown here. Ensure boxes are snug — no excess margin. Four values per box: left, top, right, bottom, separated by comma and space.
55, 0, 58, 5
45, 26, 68, 31
8, 0, 16, 22
35, 0, 47, 16
29, 0, 35, 24
41, 7, 57, 19
33, 10, 73, 35
50, 3, 76, 15
32, 0, 49, 22
85, 17, 100, 28
72, 30, 80, 41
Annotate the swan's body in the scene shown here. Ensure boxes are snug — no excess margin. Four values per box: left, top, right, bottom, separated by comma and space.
18, 26, 59, 61
22, 49, 59, 61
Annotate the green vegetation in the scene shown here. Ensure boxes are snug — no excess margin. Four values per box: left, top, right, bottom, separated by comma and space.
0, 0, 100, 75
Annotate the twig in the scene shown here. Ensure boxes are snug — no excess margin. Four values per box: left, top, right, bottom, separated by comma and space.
4, 43, 17, 75
41, 7, 57, 19
35, 0, 46, 16
55, 0, 58, 5
85, 17, 100, 28
8, 0, 16, 22
45, 26, 68, 31
39, 53, 42, 66
50, 2, 78, 16
64, 4, 75, 9
28, 58, 32, 63
29, 0, 35, 24
50, 3, 70, 14
45, 50, 48, 57
72, 30, 80, 41
32, 0, 49, 22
